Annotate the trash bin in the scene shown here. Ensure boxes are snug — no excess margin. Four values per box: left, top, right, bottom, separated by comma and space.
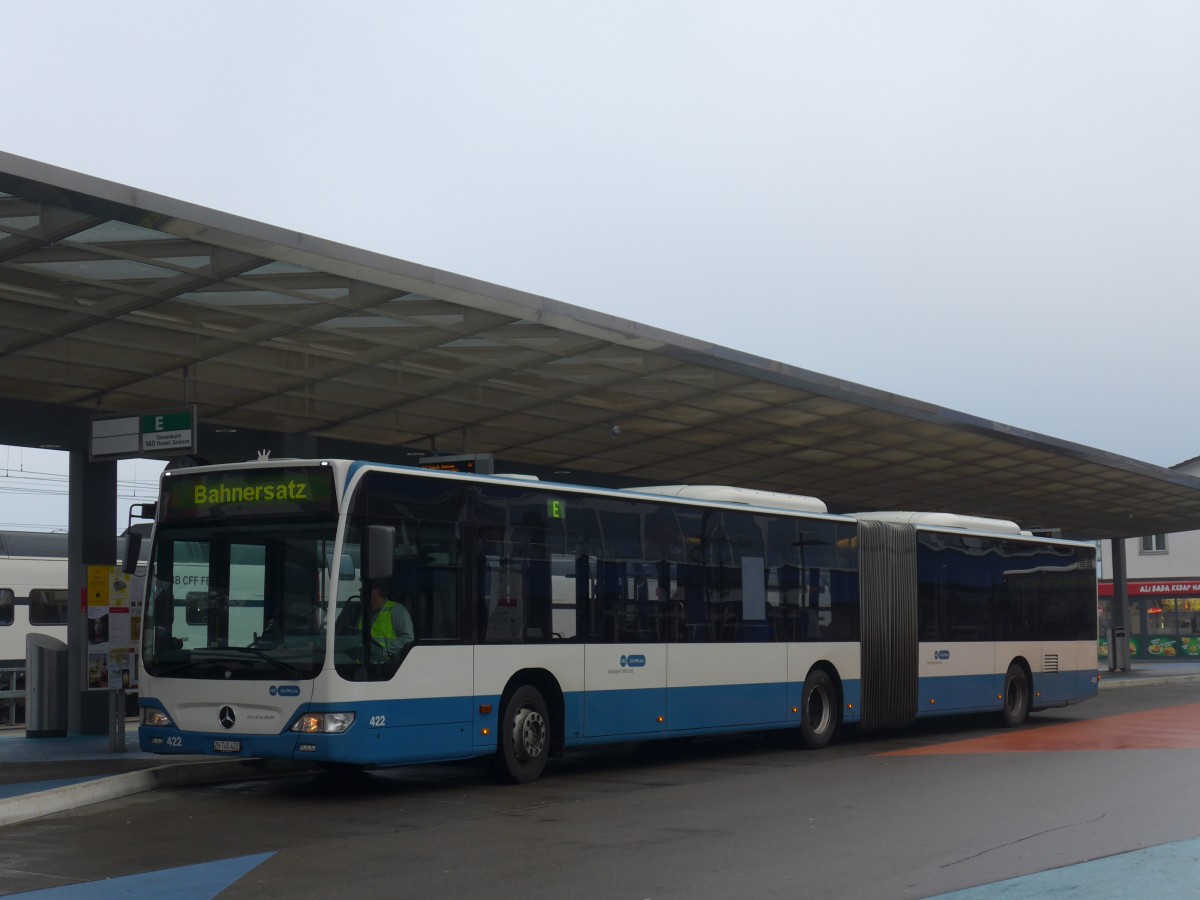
26, 634, 68, 738
1109, 625, 1129, 672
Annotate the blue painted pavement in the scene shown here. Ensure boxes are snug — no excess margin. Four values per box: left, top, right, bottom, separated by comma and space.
933, 836, 1200, 898
10, 852, 274, 898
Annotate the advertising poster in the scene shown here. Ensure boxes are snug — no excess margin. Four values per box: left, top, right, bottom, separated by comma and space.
84, 564, 141, 691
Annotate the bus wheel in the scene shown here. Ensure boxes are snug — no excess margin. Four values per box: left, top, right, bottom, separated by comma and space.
492, 685, 550, 784
1001, 663, 1030, 727
800, 669, 838, 749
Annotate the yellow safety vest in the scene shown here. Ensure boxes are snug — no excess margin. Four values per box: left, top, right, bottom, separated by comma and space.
358, 600, 400, 649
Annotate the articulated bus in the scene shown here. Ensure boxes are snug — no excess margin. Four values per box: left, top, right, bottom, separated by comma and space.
136, 459, 1098, 782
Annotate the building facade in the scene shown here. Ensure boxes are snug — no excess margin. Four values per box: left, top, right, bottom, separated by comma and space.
1097, 456, 1200, 663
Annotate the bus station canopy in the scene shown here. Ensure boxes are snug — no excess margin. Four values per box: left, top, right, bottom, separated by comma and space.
1, 151, 1197, 541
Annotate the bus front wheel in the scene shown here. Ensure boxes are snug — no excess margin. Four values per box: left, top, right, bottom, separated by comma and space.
1001, 663, 1030, 727
800, 669, 838, 749
492, 685, 550, 784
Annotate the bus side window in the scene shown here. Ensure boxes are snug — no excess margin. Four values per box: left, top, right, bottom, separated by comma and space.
0, 589, 12, 626
917, 596, 939, 641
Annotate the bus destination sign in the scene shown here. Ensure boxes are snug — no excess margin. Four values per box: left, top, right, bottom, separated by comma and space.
161, 466, 337, 521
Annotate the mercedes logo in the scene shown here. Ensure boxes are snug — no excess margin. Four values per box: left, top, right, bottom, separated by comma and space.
218, 706, 236, 729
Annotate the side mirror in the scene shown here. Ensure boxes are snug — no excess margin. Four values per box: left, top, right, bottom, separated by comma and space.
121, 531, 143, 575
366, 525, 395, 582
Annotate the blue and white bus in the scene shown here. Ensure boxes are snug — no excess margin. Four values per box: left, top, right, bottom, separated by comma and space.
136, 459, 1097, 781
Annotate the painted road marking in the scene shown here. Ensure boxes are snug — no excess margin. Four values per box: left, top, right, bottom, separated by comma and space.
882, 703, 1200, 756
12, 852, 274, 899
928, 834, 1200, 898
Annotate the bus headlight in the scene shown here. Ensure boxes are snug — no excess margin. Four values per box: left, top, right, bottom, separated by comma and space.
290, 712, 355, 734
141, 708, 174, 728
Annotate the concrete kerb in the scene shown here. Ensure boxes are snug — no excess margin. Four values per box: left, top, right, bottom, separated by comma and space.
0, 758, 314, 829
1098, 672, 1200, 690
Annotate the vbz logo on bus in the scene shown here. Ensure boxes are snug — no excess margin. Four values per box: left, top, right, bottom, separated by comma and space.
933, 649, 950, 661
620, 654, 646, 668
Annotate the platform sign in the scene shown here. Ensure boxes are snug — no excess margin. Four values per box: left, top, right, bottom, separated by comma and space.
142, 411, 193, 452
91, 406, 196, 460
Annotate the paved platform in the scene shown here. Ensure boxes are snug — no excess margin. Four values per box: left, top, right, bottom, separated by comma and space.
0, 723, 312, 828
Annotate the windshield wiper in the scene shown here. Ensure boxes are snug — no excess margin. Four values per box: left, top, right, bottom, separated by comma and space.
147, 658, 207, 677
194, 646, 305, 679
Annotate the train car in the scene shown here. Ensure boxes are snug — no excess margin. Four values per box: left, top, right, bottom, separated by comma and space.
0, 531, 69, 669
0, 527, 151, 667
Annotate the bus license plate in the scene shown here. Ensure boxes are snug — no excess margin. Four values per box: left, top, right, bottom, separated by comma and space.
213, 740, 241, 753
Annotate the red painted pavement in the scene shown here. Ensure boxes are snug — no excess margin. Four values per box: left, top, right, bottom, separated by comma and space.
881, 704, 1200, 755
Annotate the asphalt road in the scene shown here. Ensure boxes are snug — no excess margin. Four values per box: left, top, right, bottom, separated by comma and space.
2, 684, 1198, 899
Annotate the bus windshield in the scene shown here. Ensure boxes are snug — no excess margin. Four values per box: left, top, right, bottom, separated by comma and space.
141, 519, 340, 680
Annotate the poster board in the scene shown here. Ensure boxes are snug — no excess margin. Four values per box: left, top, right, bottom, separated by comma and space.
85, 564, 143, 691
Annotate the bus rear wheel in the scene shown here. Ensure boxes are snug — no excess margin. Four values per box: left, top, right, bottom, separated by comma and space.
492, 685, 550, 784
1001, 663, 1030, 727
800, 669, 838, 749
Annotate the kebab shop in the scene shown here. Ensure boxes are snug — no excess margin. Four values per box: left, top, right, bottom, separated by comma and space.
1098, 579, 1200, 662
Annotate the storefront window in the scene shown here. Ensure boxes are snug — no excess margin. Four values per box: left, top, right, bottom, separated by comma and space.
1101, 592, 1200, 661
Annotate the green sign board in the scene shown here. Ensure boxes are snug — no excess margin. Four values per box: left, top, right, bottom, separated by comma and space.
1099, 634, 1200, 661
141, 412, 193, 452
91, 406, 196, 460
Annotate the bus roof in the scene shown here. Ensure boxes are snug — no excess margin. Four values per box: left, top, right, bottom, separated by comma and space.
627, 484, 827, 514
852, 511, 1029, 535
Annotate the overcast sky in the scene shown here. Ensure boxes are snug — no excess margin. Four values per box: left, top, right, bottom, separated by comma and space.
5, 3, 1200, 527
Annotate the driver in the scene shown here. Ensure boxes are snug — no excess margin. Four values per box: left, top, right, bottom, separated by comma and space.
357, 580, 414, 660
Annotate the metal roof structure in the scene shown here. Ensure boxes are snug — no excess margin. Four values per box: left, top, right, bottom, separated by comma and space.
1, 151, 1197, 540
